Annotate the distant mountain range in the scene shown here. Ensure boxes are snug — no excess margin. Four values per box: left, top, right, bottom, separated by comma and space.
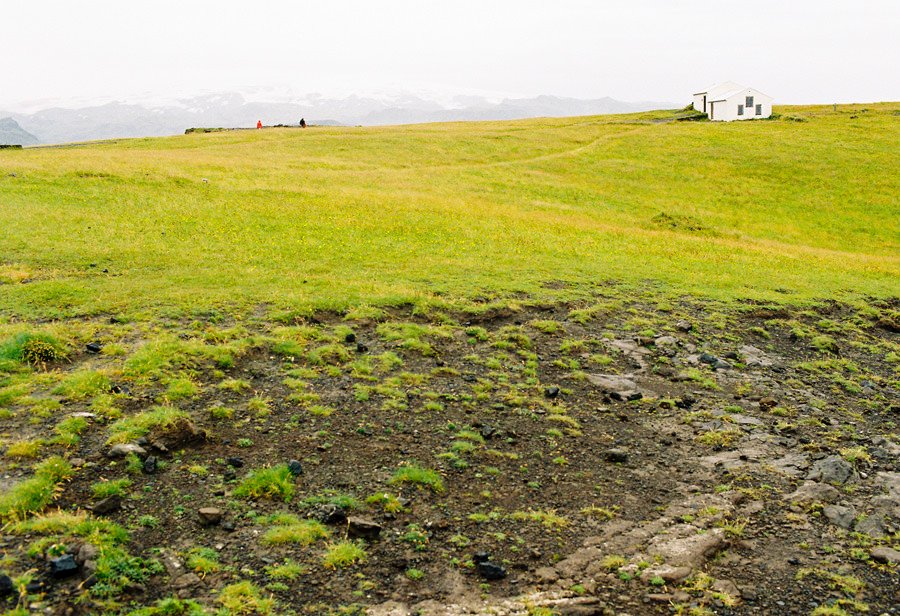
0, 117, 40, 146
1, 92, 678, 145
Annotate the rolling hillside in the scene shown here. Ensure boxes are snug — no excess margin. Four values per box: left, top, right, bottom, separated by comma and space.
0, 104, 897, 319
0, 105, 898, 616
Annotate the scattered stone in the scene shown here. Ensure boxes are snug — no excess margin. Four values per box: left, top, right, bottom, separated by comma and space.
49, 555, 79, 578
76, 544, 99, 565
107, 443, 146, 459
172, 573, 200, 589
147, 417, 205, 452
855, 513, 887, 539
222, 521, 236, 532
822, 504, 856, 529
758, 397, 778, 411
91, 495, 122, 515
587, 374, 643, 401
356, 341, 368, 353
198, 507, 224, 526
650, 528, 727, 567
473, 551, 490, 564
347, 516, 382, 540
784, 481, 840, 505
143, 456, 158, 474
479, 425, 497, 440
654, 335, 678, 348
287, 460, 304, 476
310, 504, 348, 525
476, 561, 508, 580
110, 384, 130, 395
86, 342, 102, 354
675, 320, 692, 332
605, 449, 629, 464
641, 564, 691, 583
344, 332, 356, 343
807, 455, 858, 485
870, 546, 900, 565
544, 386, 560, 399
0, 574, 13, 597
227, 457, 244, 468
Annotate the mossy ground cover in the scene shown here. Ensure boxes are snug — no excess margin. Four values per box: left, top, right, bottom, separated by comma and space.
0, 104, 897, 319
0, 107, 897, 614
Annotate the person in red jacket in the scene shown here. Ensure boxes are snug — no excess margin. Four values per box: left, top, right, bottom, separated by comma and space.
256, 120, 263, 129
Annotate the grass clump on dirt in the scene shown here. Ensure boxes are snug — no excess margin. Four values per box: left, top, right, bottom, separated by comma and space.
217, 580, 276, 615
0, 332, 65, 368
234, 465, 296, 502
106, 406, 189, 444
0, 456, 74, 520
263, 517, 329, 546
389, 464, 445, 493
323, 540, 368, 569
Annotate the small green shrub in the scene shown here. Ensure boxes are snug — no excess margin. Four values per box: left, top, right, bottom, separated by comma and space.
234, 465, 295, 502
389, 465, 445, 493
323, 540, 367, 569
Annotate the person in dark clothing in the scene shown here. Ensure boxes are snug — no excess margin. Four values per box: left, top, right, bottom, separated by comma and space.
299, 118, 307, 128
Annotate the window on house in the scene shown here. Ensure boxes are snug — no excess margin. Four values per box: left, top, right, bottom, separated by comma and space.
737, 104, 744, 116
746, 96, 754, 108
756, 104, 762, 115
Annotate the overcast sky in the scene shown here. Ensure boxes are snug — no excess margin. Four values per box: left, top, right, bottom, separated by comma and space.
3, 0, 899, 111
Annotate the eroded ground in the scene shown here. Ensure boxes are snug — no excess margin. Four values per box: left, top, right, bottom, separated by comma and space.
0, 291, 898, 615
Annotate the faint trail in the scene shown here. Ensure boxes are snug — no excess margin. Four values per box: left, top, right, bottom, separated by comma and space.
402, 124, 654, 172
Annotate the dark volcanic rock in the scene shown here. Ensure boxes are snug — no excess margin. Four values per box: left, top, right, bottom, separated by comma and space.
0, 573, 13, 597
605, 449, 629, 464
91, 495, 122, 515
477, 561, 508, 580
143, 455, 158, 474
287, 460, 304, 476
807, 456, 858, 485
310, 504, 347, 525
49, 555, 79, 578
347, 516, 382, 540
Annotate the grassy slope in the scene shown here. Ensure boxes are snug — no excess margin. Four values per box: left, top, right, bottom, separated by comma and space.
0, 103, 897, 318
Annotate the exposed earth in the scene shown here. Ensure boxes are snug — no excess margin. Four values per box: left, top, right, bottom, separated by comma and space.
1, 290, 898, 615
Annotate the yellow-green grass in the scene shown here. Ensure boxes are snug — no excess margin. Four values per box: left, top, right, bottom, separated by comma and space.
0, 104, 897, 319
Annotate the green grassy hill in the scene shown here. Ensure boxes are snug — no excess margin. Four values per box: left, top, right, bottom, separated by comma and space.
1, 104, 897, 318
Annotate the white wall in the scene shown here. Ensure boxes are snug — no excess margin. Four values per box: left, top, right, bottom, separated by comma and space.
692, 93, 707, 113
709, 88, 773, 122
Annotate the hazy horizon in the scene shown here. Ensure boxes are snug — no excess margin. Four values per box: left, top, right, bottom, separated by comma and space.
4, 0, 899, 113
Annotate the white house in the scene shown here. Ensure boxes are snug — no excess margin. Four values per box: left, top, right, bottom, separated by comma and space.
692, 82, 773, 121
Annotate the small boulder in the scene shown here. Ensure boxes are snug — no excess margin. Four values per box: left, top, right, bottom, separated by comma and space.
347, 516, 382, 540
49, 555, 79, 579
147, 417, 204, 452
76, 544, 99, 565
476, 561, 508, 580
675, 320, 692, 332
807, 456, 858, 485
822, 504, 856, 529
587, 374, 643, 401
107, 443, 146, 459
287, 460, 303, 476
605, 449, 629, 464
143, 456, 158, 474
0, 574, 13, 597
870, 546, 900, 565
91, 495, 122, 515
310, 504, 347, 525
544, 386, 560, 399
784, 481, 840, 505
198, 507, 224, 526
86, 342, 102, 354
